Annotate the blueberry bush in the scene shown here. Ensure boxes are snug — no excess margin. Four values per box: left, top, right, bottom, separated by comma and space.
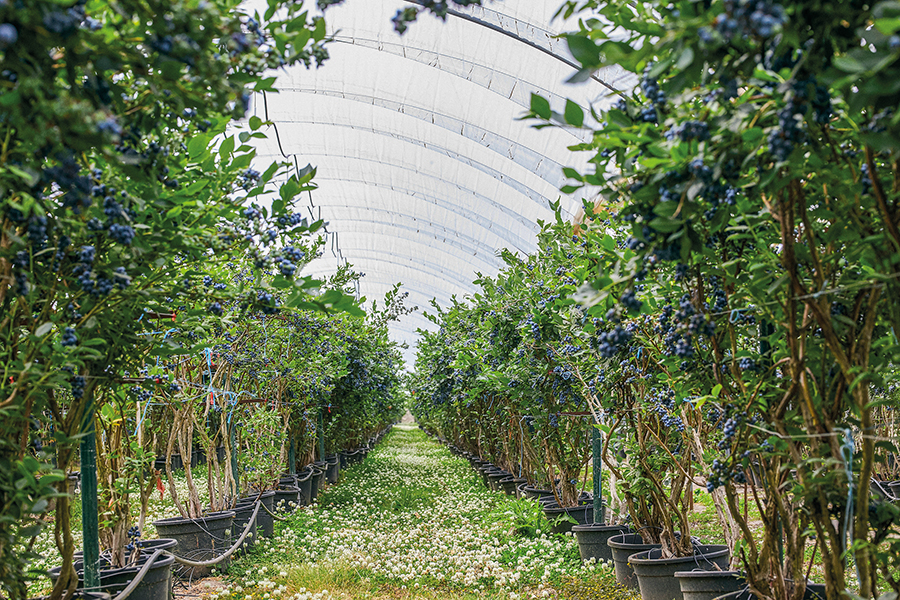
415, 0, 900, 598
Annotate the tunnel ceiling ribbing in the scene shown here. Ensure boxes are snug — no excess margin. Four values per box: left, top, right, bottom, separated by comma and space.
250, 0, 632, 365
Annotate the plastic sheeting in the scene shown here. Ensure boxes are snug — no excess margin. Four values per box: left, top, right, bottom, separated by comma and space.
249, 0, 632, 364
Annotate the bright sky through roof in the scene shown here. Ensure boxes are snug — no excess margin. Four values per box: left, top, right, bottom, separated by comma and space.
245, 0, 633, 367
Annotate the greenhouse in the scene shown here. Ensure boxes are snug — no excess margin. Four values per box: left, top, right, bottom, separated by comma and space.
1, 1, 899, 600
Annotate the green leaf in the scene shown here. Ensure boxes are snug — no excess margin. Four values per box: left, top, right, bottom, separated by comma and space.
649, 217, 682, 232
249, 116, 263, 130
219, 135, 235, 158
530, 94, 552, 120
188, 136, 209, 160
566, 34, 601, 67
564, 100, 584, 127
562, 167, 584, 181
312, 17, 327, 42
35, 322, 54, 338
675, 47, 695, 70
185, 180, 209, 195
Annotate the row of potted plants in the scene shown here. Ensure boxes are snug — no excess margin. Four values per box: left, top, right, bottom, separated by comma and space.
436, 433, 831, 600
50, 425, 392, 600
411, 192, 900, 600
0, 0, 460, 596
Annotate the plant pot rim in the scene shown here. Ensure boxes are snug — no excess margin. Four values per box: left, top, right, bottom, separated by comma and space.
629, 544, 730, 566
138, 538, 178, 551
522, 485, 553, 493
152, 510, 235, 527
572, 523, 628, 532
543, 503, 591, 514
607, 532, 664, 549
674, 570, 742, 578
237, 490, 276, 502
50, 552, 175, 578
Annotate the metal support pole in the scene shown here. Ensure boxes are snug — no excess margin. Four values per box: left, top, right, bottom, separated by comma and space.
80, 397, 100, 590
317, 407, 325, 461
592, 419, 603, 524
288, 434, 296, 475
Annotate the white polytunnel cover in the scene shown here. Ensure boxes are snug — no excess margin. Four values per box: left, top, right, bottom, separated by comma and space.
247, 0, 634, 365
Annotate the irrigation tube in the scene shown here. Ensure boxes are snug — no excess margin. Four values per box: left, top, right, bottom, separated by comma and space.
260, 496, 293, 522
171, 501, 261, 568
109, 550, 165, 600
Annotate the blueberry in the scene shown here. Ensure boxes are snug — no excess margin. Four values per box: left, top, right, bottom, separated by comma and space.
0, 23, 17, 49
61, 328, 78, 347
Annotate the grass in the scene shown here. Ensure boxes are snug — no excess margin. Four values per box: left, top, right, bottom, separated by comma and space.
217, 425, 635, 600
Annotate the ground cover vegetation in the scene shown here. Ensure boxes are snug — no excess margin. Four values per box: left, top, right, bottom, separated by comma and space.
411, 1, 900, 599
216, 424, 633, 600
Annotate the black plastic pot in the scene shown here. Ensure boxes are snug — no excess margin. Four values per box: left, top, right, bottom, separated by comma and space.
310, 468, 325, 502
30, 592, 110, 600
522, 484, 553, 500
486, 470, 510, 491
888, 480, 900, 501
274, 486, 301, 512
675, 570, 744, 600
325, 455, 340, 484
171, 453, 184, 471
516, 482, 529, 498
297, 468, 314, 505
630, 545, 730, 600
154, 454, 184, 472
542, 503, 594, 534
152, 510, 234, 579
713, 582, 825, 600
572, 524, 630, 563
255, 491, 276, 537
348, 448, 365, 465
231, 502, 258, 552
607, 533, 663, 590
50, 552, 175, 600
499, 476, 526, 496
476, 464, 495, 487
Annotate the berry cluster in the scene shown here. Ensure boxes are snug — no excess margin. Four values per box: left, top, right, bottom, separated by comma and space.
595, 325, 632, 358
61, 328, 78, 347
665, 120, 710, 142
715, 0, 787, 40
125, 526, 142, 552
768, 100, 805, 161
639, 65, 666, 123
71, 375, 86, 399
706, 458, 747, 491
